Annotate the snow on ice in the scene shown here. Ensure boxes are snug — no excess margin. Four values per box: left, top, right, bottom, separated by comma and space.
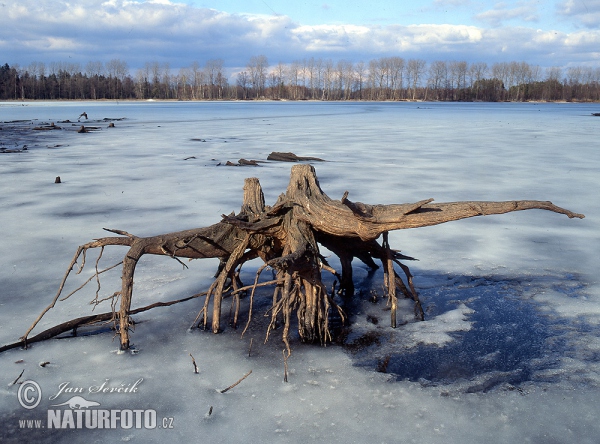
1, 101, 599, 443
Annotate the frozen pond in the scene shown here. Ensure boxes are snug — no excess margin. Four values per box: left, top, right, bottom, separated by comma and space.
1, 100, 599, 442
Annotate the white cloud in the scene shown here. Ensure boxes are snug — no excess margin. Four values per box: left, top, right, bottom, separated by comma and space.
0, 0, 599, 70
557, 0, 600, 28
474, 1, 540, 27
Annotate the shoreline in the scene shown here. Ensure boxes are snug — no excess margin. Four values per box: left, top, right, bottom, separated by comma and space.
2, 98, 600, 105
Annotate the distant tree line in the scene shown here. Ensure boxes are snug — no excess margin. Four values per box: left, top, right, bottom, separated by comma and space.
1, 57, 600, 102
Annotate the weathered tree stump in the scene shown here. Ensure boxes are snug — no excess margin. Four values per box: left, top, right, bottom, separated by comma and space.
16, 165, 584, 354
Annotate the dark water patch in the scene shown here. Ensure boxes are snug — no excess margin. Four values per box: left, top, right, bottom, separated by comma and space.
385, 290, 552, 383
343, 272, 591, 391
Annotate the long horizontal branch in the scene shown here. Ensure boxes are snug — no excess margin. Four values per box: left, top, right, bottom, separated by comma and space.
383, 200, 585, 229
309, 198, 584, 240
3, 293, 206, 354
287, 165, 584, 241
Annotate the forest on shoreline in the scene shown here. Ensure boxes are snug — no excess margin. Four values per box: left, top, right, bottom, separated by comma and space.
1, 56, 600, 103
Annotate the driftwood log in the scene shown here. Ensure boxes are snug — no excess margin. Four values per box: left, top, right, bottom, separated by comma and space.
266, 152, 325, 162
15, 165, 584, 354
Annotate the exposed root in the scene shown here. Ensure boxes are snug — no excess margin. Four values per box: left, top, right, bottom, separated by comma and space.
10, 165, 584, 356
241, 264, 270, 338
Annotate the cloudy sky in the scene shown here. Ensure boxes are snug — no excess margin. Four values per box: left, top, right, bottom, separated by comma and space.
1, 0, 599, 72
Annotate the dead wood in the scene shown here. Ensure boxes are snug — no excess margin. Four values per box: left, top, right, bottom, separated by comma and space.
220, 370, 252, 393
12, 164, 584, 355
77, 126, 101, 133
1, 293, 205, 353
190, 353, 199, 373
225, 159, 261, 166
0, 148, 29, 154
223, 152, 321, 166
267, 152, 325, 162
33, 123, 62, 131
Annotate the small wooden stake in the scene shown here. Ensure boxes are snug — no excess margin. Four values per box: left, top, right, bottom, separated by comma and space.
11, 369, 24, 386
189, 353, 199, 374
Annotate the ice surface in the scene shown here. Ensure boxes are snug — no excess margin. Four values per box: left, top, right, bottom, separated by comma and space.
1, 101, 599, 443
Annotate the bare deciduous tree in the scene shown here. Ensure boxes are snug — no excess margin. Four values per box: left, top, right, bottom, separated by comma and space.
247, 55, 269, 98
236, 70, 250, 99
407, 59, 427, 100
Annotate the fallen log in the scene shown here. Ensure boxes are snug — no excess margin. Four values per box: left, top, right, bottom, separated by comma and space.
33, 122, 62, 130
267, 152, 325, 162
12, 165, 584, 354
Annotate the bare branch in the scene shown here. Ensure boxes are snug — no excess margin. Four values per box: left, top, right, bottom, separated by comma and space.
220, 370, 252, 393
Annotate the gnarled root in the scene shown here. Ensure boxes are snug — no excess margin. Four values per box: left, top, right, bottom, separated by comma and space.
13, 164, 584, 354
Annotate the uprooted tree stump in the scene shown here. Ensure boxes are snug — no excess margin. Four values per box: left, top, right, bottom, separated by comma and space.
14, 165, 584, 354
